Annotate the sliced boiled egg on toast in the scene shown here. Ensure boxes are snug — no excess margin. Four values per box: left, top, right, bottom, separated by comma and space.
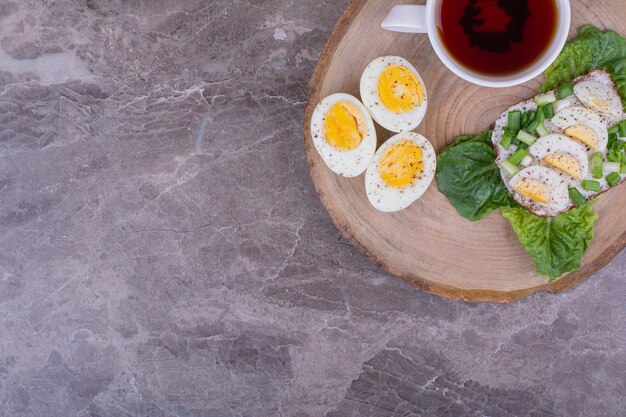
551, 106, 608, 151
509, 166, 570, 214
528, 134, 589, 180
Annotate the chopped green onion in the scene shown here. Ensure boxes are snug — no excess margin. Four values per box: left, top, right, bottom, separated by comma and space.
581, 180, 601, 192
607, 151, 621, 162
535, 122, 550, 137
507, 148, 528, 165
619, 120, 626, 137
621, 162, 626, 175
519, 142, 529, 150
511, 138, 521, 147
609, 132, 619, 143
526, 120, 540, 134
542, 103, 554, 119
606, 172, 621, 187
534, 91, 557, 105
608, 125, 619, 134
556, 82, 574, 100
527, 111, 536, 124
500, 131, 513, 150
500, 160, 520, 176
604, 161, 621, 173
553, 98, 571, 114
534, 109, 545, 123
590, 152, 604, 179
517, 130, 537, 145
520, 155, 534, 167
568, 187, 586, 207
508, 111, 521, 130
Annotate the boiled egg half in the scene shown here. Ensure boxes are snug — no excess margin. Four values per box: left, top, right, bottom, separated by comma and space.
365, 132, 436, 212
310, 93, 377, 177
360, 56, 427, 133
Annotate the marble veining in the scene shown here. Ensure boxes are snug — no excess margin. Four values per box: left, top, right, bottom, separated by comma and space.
0, 1, 624, 416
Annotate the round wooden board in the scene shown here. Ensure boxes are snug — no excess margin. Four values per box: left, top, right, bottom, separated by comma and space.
304, 0, 626, 302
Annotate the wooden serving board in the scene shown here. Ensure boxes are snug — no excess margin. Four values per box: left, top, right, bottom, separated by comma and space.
304, 0, 626, 302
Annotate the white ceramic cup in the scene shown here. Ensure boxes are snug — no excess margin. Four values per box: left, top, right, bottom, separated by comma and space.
381, 1, 571, 88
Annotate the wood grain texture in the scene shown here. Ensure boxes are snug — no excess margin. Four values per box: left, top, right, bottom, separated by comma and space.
304, 0, 626, 302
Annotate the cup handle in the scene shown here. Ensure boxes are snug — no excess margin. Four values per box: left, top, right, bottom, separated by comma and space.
381, 5, 427, 33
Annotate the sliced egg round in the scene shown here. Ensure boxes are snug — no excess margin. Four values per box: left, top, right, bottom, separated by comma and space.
509, 166, 570, 214
310, 93, 377, 177
528, 134, 589, 179
360, 56, 427, 133
365, 132, 436, 212
574, 80, 623, 118
551, 106, 608, 151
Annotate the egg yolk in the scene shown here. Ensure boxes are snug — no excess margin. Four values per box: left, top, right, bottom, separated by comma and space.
592, 98, 611, 114
323, 101, 366, 151
512, 179, 550, 204
564, 124, 599, 149
377, 65, 424, 113
543, 152, 583, 179
377, 140, 423, 188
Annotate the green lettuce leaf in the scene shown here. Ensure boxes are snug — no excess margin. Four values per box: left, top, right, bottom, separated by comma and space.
436, 131, 516, 221
542, 25, 626, 104
501, 202, 598, 281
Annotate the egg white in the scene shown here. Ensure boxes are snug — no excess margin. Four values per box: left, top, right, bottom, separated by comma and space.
551, 106, 608, 152
574, 80, 623, 119
509, 166, 571, 215
365, 132, 436, 212
359, 56, 427, 133
310, 93, 377, 177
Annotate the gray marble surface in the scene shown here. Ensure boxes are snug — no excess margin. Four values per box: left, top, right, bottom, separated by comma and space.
0, 1, 624, 416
